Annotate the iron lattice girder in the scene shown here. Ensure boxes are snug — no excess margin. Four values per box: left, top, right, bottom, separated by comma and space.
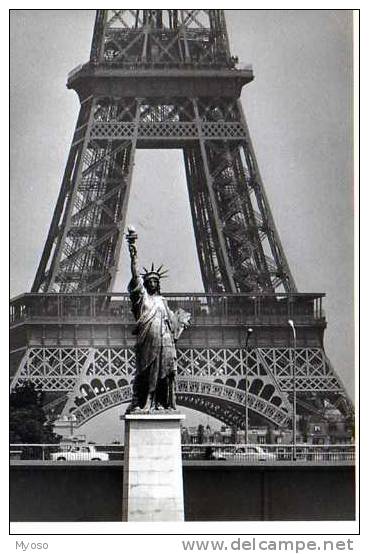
43, 386, 261, 430
12, 346, 345, 393
90, 10, 233, 69
11, 345, 348, 427
59, 382, 291, 429
90, 120, 245, 140
32, 92, 296, 294
33, 99, 141, 293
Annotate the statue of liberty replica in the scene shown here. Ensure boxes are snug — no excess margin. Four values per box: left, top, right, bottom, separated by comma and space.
125, 227, 191, 413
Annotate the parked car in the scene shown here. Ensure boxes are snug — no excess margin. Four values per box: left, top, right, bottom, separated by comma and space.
50, 445, 109, 462
212, 445, 276, 461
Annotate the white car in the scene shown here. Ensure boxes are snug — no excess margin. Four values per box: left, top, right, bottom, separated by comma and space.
212, 445, 276, 461
50, 445, 109, 462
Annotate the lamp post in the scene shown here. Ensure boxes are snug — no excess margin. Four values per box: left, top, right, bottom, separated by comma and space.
288, 319, 297, 460
244, 327, 253, 444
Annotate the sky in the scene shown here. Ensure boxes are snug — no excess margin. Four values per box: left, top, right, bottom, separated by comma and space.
10, 10, 354, 439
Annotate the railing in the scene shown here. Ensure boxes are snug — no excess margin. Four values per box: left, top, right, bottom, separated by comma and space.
68, 60, 252, 75
102, 60, 241, 71
181, 443, 355, 463
10, 292, 325, 326
10, 443, 354, 463
10, 443, 124, 462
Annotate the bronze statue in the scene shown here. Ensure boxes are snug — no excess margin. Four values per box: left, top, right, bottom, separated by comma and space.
125, 226, 190, 413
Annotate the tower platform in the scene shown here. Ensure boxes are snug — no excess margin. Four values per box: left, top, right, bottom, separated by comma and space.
10, 291, 352, 431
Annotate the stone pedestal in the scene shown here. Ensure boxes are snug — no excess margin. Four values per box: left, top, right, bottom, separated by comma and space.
122, 413, 185, 521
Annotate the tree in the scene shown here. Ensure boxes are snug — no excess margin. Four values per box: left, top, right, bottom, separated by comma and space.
10, 383, 60, 443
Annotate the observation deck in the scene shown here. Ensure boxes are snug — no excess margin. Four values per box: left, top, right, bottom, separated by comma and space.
10, 292, 325, 328
10, 292, 326, 374
67, 61, 254, 101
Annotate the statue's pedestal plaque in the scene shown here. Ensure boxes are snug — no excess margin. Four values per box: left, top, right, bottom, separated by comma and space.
122, 413, 185, 521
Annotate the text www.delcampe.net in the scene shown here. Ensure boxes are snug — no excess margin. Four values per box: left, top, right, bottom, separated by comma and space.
181, 538, 355, 553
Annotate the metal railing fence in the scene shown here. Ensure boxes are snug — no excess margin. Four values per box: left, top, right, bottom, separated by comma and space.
10, 443, 354, 463
9, 443, 124, 462
10, 292, 325, 326
181, 443, 355, 462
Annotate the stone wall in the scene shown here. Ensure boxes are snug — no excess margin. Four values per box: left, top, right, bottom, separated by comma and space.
10, 462, 355, 522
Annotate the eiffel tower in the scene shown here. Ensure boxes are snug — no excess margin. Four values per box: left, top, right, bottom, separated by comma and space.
10, 10, 353, 436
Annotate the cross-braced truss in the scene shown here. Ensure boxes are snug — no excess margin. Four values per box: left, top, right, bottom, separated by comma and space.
32, 94, 296, 294
91, 10, 233, 69
11, 345, 350, 427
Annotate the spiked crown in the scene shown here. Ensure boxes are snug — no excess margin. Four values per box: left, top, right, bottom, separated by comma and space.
141, 263, 168, 282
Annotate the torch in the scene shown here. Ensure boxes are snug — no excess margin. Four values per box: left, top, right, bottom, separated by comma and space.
126, 225, 138, 246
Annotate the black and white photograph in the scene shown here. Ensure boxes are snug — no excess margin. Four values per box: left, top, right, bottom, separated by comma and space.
9, 7, 357, 538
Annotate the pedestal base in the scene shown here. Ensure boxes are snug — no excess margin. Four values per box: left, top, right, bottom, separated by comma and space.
122, 413, 185, 522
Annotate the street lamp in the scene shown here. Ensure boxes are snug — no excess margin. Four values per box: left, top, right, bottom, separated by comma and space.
244, 327, 254, 444
288, 319, 297, 460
